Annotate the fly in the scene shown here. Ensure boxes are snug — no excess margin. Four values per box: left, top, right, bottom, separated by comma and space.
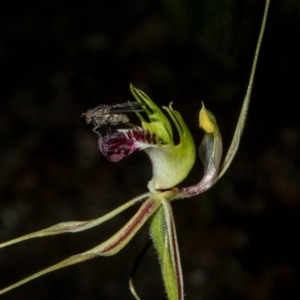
82, 102, 144, 135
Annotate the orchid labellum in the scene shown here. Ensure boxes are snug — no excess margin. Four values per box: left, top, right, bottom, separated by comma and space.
0, 1, 270, 299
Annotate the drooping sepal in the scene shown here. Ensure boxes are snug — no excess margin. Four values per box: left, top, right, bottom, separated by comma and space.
150, 190, 184, 300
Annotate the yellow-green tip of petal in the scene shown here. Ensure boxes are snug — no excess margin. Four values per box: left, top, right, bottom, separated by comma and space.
199, 102, 217, 134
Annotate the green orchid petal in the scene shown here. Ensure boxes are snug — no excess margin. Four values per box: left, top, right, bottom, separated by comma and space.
0, 192, 151, 249
130, 84, 196, 192
217, 0, 270, 181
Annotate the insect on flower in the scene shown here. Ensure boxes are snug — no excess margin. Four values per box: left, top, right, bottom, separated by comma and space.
0, 1, 271, 298
82, 102, 145, 135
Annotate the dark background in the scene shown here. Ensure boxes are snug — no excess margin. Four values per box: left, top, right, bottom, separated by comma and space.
0, 1, 299, 299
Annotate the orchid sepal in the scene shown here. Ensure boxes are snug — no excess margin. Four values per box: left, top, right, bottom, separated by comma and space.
150, 189, 184, 300
0, 192, 158, 295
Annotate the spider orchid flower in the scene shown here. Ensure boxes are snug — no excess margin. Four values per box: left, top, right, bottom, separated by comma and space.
99, 84, 196, 193
0, 1, 270, 299
0, 84, 197, 299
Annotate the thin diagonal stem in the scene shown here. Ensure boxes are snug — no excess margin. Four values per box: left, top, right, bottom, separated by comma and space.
217, 0, 271, 179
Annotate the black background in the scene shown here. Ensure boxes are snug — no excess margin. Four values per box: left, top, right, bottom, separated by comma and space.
0, 1, 299, 299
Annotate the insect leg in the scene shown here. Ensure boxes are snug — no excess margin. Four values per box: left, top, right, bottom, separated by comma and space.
105, 125, 112, 136
92, 125, 103, 137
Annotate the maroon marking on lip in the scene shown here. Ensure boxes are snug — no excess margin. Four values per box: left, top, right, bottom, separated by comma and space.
98, 129, 160, 162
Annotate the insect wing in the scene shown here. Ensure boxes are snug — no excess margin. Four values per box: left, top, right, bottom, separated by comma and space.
111, 102, 145, 114
91, 105, 112, 114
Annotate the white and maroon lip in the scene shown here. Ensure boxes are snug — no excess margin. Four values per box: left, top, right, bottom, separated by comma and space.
98, 128, 161, 162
